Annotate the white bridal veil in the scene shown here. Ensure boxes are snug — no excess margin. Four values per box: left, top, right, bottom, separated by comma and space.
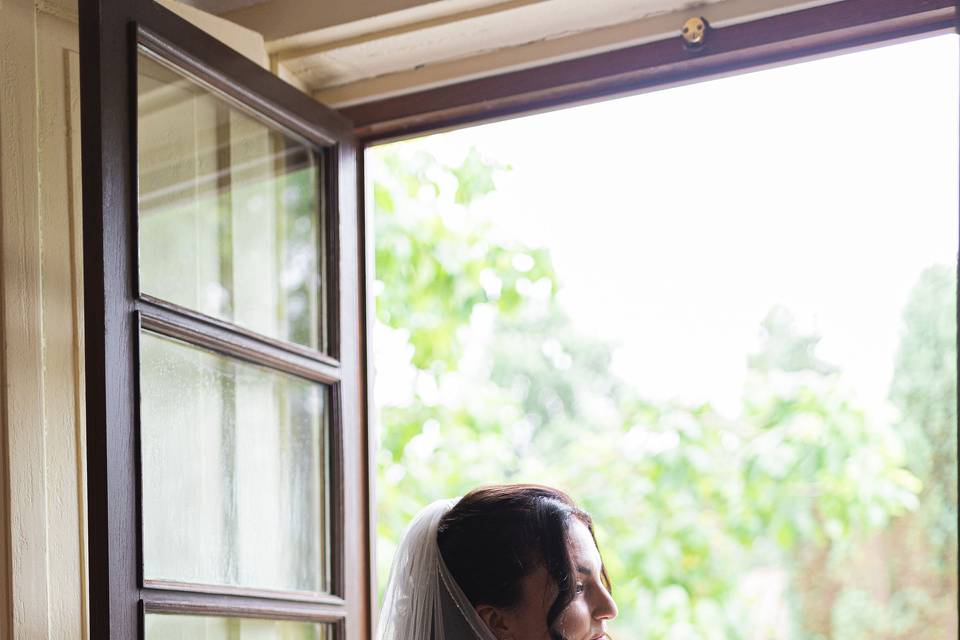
376, 499, 498, 640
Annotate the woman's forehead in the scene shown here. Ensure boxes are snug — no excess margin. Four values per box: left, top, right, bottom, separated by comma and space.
567, 520, 601, 568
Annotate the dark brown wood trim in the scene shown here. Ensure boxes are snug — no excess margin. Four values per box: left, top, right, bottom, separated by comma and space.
342, 0, 956, 142
82, 0, 370, 637
325, 145, 343, 362
142, 580, 346, 607
142, 589, 346, 623
137, 295, 342, 372
319, 149, 333, 355
327, 381, 346, 600
139, 312, 342, 385
334, 132, 373, 640
358, 143, 381, 634
80, 4, 141, 636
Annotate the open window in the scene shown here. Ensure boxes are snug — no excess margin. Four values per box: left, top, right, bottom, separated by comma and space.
365, 32, 960, 638
348, 2, 959, 638
80, 1, 369, 638
80, 0, 958, 638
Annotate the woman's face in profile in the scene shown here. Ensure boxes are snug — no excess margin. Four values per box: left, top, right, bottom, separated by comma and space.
486, 519, 618, 640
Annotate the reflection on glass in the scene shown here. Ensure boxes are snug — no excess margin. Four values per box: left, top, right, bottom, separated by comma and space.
137, 49, 322, 350
145, 614, 332, 639
140, 331, 329, 593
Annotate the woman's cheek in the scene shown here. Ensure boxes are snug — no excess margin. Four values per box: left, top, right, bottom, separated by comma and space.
558, 599, 592, 638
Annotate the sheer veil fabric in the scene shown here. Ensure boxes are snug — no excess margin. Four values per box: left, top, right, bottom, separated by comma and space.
376, 499, 498, 640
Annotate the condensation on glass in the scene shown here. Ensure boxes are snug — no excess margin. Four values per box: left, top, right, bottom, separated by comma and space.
137, 49, 324, 350
140, 331, 330, 593
145, 613, 332, 639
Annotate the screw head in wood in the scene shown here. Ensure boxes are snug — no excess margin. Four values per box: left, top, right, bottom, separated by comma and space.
682, 16, 709, 49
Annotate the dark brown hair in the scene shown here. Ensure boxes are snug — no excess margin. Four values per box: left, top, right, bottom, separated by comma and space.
436, 484, 612, 638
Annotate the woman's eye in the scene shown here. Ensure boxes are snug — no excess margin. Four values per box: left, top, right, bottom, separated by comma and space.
575, 582, 585, 595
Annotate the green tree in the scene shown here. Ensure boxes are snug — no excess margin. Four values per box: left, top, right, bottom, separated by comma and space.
373, 147, 554, 373
855, 264, 960, 640
890, 265, 957, 558
371, 142, 930, 639
371, 144, 558, 590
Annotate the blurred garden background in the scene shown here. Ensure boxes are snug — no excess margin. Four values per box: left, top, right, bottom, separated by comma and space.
369, 35, 959, 639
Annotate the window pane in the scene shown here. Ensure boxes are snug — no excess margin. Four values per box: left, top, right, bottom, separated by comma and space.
137, 49, 323, 350
140, 331, 330, 593
145, 614, 332, 639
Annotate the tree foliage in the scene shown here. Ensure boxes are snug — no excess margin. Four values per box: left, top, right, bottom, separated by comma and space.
371, 142, 954, 638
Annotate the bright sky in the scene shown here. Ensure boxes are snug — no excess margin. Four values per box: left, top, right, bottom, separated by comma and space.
372, 34, 959, 418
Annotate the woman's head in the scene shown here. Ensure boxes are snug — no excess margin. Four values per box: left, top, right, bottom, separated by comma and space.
437, 485, 617, 640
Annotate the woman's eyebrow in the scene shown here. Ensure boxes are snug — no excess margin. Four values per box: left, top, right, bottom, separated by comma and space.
576, 565, 593, 576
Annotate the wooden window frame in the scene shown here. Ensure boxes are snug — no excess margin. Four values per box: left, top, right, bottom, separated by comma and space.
342, 0, 958, 143
347, 0, 958, 634
80, 1, 369, 639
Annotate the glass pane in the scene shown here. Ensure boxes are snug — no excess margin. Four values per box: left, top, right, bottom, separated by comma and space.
140, 331, 330, 593
137, 49, 323, 350
145, 614, 332, 639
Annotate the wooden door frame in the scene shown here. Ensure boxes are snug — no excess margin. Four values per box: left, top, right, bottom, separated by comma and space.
79, 1, 369, 638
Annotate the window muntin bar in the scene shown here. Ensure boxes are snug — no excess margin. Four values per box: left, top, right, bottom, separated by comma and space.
144, 613, 334, 639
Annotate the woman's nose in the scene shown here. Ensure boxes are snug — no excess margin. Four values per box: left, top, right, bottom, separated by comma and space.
593, 588, 618, 621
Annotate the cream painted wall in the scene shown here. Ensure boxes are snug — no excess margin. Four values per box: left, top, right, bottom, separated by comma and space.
156, 0, 310, 91
157, 0, 272, 68
0, 1, 87, 638
222, 0, 452, 41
